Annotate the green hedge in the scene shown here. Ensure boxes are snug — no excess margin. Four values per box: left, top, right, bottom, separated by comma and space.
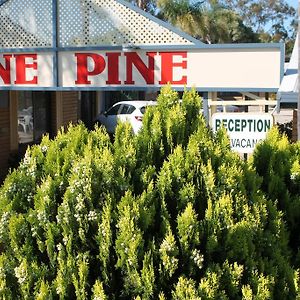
0, 86, 299, 299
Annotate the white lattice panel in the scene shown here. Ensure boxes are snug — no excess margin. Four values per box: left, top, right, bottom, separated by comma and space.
59, 0, 193, 47
0, 0, 53, 48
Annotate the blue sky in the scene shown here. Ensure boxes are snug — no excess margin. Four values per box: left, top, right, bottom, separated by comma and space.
286, 0, 298, 34
287, 0, 298, 10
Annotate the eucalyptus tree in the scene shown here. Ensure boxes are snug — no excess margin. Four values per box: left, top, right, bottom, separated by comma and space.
214, 0, 297, 41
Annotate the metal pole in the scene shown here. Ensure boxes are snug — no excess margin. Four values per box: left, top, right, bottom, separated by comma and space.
52, 0, 59, 88
202, 92, 209, 125
298, 12, 300, 140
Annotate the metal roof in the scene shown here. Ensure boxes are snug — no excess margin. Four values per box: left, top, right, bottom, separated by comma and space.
277, 34, 298, 103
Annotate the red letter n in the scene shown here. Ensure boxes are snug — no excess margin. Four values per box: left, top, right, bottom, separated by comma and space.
124, 52, 155, 85
0, 55, 12, 84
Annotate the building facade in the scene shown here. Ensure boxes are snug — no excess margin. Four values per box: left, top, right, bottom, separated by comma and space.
0, 0, 284, 180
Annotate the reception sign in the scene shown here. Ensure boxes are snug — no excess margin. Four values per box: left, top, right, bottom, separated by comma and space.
0, 47, 282, 90
212, 113, 274, 153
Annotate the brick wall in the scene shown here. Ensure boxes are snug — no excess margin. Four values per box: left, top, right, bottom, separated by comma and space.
51, 92, 80, 135
62, 92, 79, 127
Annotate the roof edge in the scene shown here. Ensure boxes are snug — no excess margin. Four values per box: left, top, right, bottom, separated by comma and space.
0, 0, 10, 6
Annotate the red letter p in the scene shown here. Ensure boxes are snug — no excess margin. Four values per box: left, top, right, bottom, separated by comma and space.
75, 53, 106, 84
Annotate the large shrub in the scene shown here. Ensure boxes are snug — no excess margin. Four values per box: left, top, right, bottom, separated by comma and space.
0, 86, 298, 299
251, 128, 300, 268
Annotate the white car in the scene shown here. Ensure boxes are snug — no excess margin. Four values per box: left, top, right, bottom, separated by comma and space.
94, 100, 157, 134
216, 105, 240, 113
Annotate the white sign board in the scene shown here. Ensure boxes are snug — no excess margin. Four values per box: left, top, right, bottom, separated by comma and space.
212, 113, 274, 154
0, 47, 282, 90
59, 49, 281, 89
0, 53, 54, 87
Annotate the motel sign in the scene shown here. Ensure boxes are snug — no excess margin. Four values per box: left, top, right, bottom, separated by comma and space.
0, 48, 282, 90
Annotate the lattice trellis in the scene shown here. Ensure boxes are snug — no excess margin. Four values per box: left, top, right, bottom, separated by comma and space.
0, 0, 53, 48
58, 0, 194, 47
0, 0, 196, 49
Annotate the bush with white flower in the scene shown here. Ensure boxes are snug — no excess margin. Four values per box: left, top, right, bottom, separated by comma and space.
0, 86, 299, 298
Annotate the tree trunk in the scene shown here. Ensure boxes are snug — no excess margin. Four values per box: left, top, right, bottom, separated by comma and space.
137, 0, 147, 10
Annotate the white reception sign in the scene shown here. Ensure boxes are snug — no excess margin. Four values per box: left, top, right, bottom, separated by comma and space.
212, 113, 274, 153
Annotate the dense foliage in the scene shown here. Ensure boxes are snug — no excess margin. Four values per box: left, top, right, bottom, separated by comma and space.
252, 129, 300, 268
216, 0, 297, 41
156, 0, 259, 44
0, 86, 299, 299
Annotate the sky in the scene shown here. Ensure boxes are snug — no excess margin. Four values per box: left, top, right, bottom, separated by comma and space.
287, 0, 298, 10
287, 0, 298, 34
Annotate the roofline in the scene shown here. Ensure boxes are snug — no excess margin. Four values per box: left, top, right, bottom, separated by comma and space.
0, 86, 280, 92
0, 42, 284, 52
134, 42, 285, 51
0, 0, 10, 6
116, 0, 204, 46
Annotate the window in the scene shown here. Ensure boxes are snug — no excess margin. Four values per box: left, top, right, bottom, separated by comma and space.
0, 91, 9, 108
18, 92, 33, 144
140, 106, 146, 114
120, 104, 135, 114
18, 91, 51, 144
106, 104, 122, 115
104, 91, 145, 111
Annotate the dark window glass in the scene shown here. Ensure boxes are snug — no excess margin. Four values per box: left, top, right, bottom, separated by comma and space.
18, 91, 51, 144
107, 104, 121, 115
140, 106, 146, 114
140, 105, 154, 114
104, 91, 145, 111
120, 104, 135, 114
32, 92, 51, 141
18, 92, 33, 144
0, 91, 9, 108
80, 91, 96, 130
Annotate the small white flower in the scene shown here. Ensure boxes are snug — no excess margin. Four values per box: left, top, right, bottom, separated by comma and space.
41, 145, 48, 153
63, 236, 68, 245
88, 210, 97, 221
14, 262, 27, 285
291, 172, 299, 181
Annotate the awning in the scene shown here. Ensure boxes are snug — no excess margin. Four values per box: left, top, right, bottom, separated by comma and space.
277, 34, 298, 103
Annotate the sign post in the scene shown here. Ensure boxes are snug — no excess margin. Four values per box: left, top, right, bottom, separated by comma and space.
212, 113, 274, 154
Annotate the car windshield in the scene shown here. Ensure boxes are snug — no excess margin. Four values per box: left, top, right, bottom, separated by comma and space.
106, 104, 121, 115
